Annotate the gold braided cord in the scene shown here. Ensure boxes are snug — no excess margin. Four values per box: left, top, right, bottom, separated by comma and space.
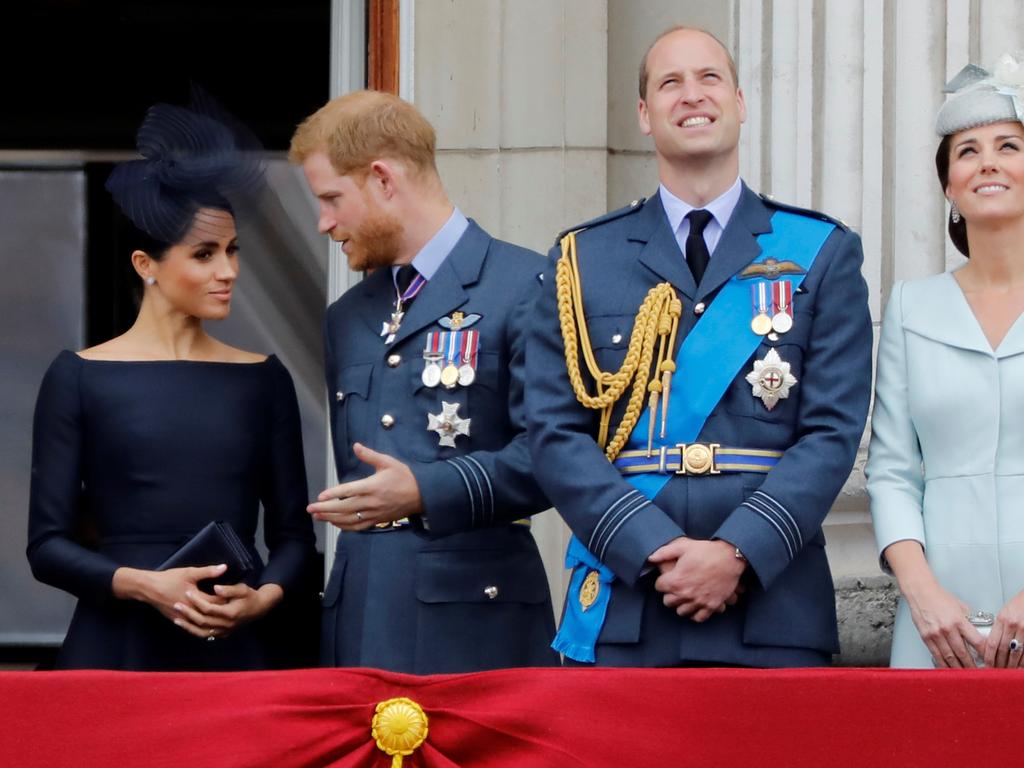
556, 231, 681, 462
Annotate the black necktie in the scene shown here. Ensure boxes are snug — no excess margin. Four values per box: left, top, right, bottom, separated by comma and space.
395, 264, 420, 307
685, 209, 713, 286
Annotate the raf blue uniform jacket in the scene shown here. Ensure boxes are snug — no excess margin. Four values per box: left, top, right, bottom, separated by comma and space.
526, 185, 872, 667
322, 219, 557, 673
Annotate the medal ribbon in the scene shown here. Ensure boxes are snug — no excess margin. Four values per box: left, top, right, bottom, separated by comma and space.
773, 280, 793, 319
555, 209, 836, 663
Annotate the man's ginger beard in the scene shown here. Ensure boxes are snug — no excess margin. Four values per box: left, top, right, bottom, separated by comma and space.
337, 190, 404, 272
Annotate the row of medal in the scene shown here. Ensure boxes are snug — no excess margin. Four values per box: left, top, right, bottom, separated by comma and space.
421, 330, 479, 389
750, 279, 794, 336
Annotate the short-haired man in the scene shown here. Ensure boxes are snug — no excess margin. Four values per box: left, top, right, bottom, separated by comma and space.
527, 27, 872, 666
291, 91, 557, 673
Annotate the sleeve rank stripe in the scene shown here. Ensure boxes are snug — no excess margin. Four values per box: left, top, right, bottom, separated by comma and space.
751, 490, 802, 548
449, 456, 487, 525
462, 455, 495, 524
589, 490, 644, 553
446, 458, 478, 527
743, 494, 800, 553
741, 499, 796, 560
598, 499, 652, 562
593, 494, 649, 561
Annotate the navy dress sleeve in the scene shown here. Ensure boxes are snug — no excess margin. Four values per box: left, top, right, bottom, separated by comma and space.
27, 352, 119, 604
258, 357, 316, 593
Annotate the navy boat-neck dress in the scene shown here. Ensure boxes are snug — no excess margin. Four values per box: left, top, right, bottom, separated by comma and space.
27, 351, 316, 670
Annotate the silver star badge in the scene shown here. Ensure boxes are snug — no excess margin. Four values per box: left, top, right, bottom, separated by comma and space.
427, 401, 471, 447
745, 348, 797, 411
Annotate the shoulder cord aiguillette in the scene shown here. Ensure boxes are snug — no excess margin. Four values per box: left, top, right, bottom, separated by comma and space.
556, 231, 682, 462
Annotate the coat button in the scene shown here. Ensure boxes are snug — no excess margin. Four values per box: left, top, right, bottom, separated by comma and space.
380, 414, 395, 429
611, 333, 623, 344
484, 585, 499, 599
694, 302, 706, 315
335, 391, 345, 402
386, 354, 401, 368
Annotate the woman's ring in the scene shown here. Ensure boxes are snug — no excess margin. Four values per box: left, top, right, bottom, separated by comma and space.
1009, 638, 1021, 653
207, 630, 216, 643
356, 511, 364, 521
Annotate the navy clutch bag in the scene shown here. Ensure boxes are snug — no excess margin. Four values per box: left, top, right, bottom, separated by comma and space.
157, 521, 256, 592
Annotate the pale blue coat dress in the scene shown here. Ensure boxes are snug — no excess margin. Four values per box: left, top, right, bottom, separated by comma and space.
867, 273, 1024, 667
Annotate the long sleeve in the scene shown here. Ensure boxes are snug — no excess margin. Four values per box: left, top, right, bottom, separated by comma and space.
26, 353, 120, 604
714, 228, 873, 589
865, 281, 926, 569
258, 357, 316, 592
526, 250, 685, 585
410, 271, 551, 536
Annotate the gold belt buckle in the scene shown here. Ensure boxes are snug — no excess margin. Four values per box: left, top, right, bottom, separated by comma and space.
675, 443, 720, 475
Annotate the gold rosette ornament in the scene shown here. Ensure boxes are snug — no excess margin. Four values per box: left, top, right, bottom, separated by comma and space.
372, 697, 429, 767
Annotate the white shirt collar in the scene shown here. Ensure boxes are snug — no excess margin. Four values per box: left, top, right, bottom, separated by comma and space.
659, 176, 743, 254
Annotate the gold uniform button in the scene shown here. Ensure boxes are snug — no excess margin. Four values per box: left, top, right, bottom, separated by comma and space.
484, 586, 499, 599
386, 353, 401, 368
380, 414, 396, 429
335, 391, 345, 402
694, 302, 706, 315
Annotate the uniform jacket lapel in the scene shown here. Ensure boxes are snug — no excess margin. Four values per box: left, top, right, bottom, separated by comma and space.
386, 220, 487, 348
631, 195, 696, 299
696, 183, 773, 301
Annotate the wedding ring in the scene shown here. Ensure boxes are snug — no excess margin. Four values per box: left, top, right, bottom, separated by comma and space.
356, 511, 364, 522
1009, 638, 1021, 653
207, 630, 216, 643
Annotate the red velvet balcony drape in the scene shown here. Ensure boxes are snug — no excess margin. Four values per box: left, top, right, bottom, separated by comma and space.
0, 667, 1016, 767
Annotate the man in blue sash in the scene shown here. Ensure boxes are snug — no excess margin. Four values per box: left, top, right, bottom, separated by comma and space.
291, 91, 557, 673
527, 26, 872, 666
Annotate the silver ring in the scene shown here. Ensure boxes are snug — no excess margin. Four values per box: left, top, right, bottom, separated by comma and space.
207, 630, 216, 643
356, 511, 364, 521
1009, 638, 1021, 653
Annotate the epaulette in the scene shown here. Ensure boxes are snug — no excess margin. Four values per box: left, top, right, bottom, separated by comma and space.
554, 197, 646, 244
759, 192, 850, 231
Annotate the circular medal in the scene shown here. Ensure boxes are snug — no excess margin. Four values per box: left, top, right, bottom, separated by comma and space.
457, 364, 476, 387
771, 312, 793, 334
750, 313, 773, 336
421, 363, 442, 388
440, 364, 460, 389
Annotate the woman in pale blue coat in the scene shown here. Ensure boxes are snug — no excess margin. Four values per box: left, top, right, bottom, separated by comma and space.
868, 54, 1024, 669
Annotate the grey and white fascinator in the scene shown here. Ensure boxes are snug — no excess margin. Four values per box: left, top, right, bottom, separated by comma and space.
936, 51, 1024, 136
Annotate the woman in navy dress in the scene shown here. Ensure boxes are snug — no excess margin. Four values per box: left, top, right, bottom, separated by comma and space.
26, 98, 316, 670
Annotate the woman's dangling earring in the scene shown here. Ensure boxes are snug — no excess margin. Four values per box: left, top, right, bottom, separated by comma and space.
950, 200, 961, 224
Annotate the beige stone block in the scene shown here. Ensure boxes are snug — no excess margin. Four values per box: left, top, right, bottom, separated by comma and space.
607, 151, 658, 209
500, 0, 565, 149
607, 0, 733, 152
415, 0, 501, 150
563, 149, 609, 228
499, 150, 567, 254
564, 0, 609, 148
436, 151, 502, 235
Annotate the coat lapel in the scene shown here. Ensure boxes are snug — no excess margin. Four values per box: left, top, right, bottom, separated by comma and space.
696, 183, 773, 301
386, 220, 487, 348
631, 194, 696, 299
902, 272, 1000, 356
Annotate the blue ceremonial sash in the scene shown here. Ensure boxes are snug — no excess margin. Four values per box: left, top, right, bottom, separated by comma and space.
554, 210, 836, 662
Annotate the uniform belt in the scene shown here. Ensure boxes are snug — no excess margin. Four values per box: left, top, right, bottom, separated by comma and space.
613, 443, 783, 476
369, 517, 532, 532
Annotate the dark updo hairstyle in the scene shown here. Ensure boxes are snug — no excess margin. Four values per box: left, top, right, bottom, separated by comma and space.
106, 86, 263, 263
934, 136, 971, 258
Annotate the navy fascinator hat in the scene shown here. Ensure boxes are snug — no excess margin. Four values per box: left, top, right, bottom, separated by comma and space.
106, 87, 264, 245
